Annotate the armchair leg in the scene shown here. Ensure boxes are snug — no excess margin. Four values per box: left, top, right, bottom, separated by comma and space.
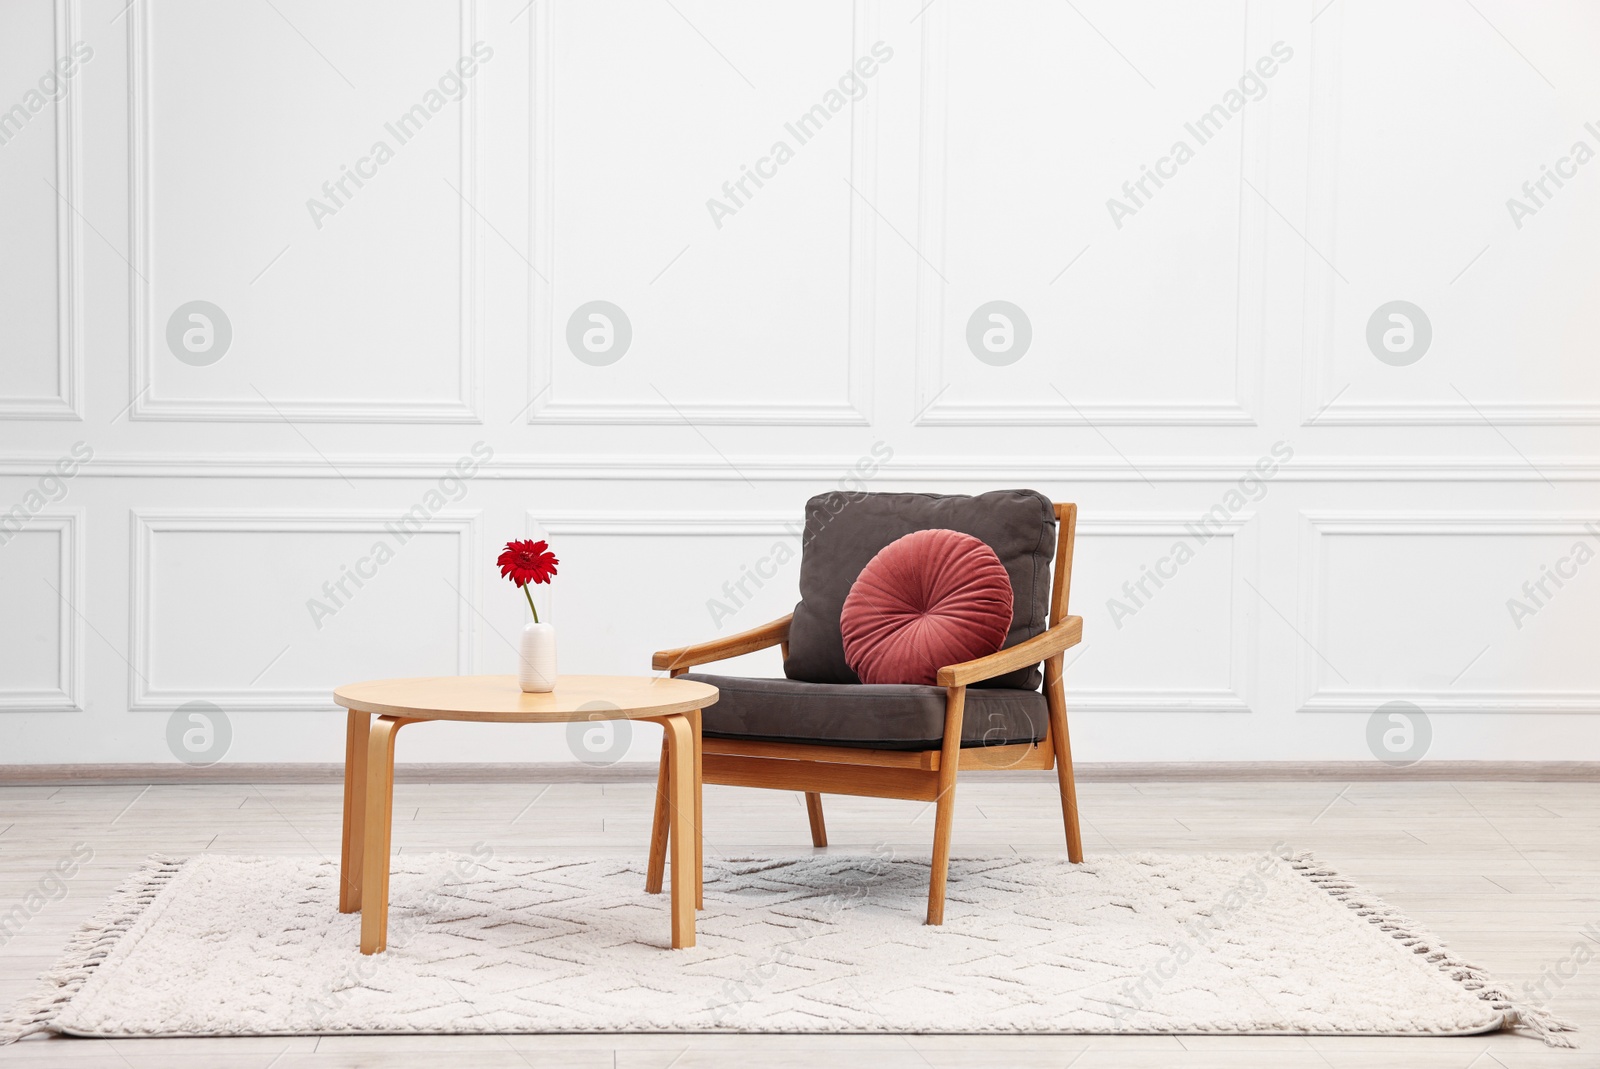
804, 792, 827, 847
927, 685, 966, 925
1045, 653, 1084, 863
927, 785, 958, 924
645, 735, 670, 894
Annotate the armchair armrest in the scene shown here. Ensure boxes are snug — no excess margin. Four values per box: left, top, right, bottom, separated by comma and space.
936, 616, 1082, 687
653, 614, 793, 673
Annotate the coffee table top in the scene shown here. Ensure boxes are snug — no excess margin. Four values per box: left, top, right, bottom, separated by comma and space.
332, 674, 718, 723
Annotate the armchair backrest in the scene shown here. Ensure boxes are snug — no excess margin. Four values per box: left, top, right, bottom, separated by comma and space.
784, 489, 1062, 691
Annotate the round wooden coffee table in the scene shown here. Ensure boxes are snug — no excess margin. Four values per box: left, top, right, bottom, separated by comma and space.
333, 674, 718, 953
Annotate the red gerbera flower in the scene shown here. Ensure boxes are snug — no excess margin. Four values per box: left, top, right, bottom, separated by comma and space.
499, 539, 559, 587
500, 539, 558, 624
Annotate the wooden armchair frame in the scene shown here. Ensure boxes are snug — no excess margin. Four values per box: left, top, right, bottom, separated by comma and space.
646, 503, 1084, 924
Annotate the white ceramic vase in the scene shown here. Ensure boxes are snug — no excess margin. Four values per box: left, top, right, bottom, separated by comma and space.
518, 622, 557, 693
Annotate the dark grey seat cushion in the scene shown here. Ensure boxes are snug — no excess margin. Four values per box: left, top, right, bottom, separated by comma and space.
686, 673, 1048, 752
784, 489, 1056, 690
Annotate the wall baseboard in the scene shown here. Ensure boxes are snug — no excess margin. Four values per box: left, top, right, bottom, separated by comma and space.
1, 761, 1595, 786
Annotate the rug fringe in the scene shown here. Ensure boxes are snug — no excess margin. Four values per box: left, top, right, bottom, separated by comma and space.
1286, 853, 1578, 1048
0, 855, 187, 1047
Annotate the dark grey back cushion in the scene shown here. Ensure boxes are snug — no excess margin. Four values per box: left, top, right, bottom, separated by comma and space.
784, 490, 1056, 690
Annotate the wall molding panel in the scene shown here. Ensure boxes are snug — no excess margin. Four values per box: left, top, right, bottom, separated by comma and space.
0, 0, 84, 421
129, 509, 480, 712
125, 1, 483, 424
1297, 10, 1600, 428
1070, 514, 1257, 715
1297, 512, 1600, 714
0, 510, 84, 711
909, 1, 1266, 427
523, 0, 875, 427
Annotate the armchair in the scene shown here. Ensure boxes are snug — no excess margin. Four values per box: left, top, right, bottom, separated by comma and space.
646, 493, 1084, 924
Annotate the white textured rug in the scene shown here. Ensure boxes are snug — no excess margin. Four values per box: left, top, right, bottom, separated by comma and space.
1, 851, 1572, 1045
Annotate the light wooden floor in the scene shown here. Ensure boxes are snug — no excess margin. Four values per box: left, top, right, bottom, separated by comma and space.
0, 776, 1595, 1068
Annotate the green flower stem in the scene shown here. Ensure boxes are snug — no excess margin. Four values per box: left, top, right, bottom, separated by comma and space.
523, 584, 539, 624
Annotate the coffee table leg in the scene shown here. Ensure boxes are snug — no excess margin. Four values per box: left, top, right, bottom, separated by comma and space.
645, 735, 669, 895
688, 708, 703, 910
660, 713, 696, 949
339, 710, 370, 913
360, 715, 413, 954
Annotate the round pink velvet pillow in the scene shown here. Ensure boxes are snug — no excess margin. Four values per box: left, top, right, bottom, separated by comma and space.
840, 529, 1014, 686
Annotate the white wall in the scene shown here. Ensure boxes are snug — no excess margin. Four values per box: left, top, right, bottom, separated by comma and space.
2, 0, 1598, 767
